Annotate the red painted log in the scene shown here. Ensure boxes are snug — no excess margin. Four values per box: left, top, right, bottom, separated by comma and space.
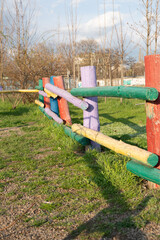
53, 76, 72, 126
42, 77, 50, 108
145, 55, 160, 188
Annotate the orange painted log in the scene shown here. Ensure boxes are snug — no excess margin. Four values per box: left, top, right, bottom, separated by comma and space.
42, 77, 50, 108
145, 55, 160, 187
53, 76, 72, 126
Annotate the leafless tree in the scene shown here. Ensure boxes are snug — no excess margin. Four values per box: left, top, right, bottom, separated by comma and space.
65, 0, 78, 87
130, 0, 160, 55
5, 0, 37, 89
0, 0, 4, 93
154, 0, 160, 53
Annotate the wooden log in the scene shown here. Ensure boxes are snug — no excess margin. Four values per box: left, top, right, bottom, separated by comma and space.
39, 106, 52, 120
63, 126, 90, 146
145, 55, 160, 188
50, 76, 59, 116
44, 108, 63, 124
45, 83, 88, 110
35, 100, 44, 108
0, 89, 39, 93
127, 160, 160, 185
35, 86, 43, 91
72, 124, 159, 167
39, 90, 47, 98
42, 77, 50, 108
52, 122, 90, 146
53, 76, 72, 126
44, 88, 57, 99
81, 66, 100, 151
71, 86, 159, 101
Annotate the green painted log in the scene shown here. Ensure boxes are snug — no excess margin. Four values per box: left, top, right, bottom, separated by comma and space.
39, 79, 44, 102
53, 122, 90, 146
127, 160, 160, 185
71, 86, 159, 101
39, 106, 52, 120
35, 86, 43, 90
63, 126, 90, 146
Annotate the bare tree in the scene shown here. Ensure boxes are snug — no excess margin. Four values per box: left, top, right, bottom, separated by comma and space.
130, 0, 160, 55
65, 0, 78, 87
5, 0, 37, 89
154, 0, 160, 53
0, 0, 4, 92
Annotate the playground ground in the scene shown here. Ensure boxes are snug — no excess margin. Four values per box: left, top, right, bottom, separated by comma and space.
0, 97, 160, 240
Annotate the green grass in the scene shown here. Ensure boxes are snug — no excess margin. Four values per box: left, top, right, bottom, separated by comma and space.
0, 97, 160, 239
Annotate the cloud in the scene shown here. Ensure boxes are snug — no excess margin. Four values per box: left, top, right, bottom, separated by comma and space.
51, 0, 65, 10
79, 11, 123, 34
71, 0, 85, 7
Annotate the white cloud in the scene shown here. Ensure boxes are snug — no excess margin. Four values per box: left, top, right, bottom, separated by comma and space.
71, 0, 85, 7
51, 0, 65, 10
79, 11, 123, 34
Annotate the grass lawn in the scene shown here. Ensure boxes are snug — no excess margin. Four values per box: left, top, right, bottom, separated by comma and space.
0, 97, 160, 240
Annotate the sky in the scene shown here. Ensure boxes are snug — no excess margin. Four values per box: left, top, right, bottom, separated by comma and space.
2, 0, 144, 58
36, 0, 140, 44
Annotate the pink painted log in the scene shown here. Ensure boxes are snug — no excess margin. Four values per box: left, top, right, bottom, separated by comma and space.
45, 83, 88, 110
81, 66, 101, 151
39, 90, 47, 98
45, 108, 63, 124
42, 77, 50, 108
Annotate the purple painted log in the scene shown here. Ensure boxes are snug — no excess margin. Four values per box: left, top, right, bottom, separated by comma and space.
81, 66, 101, 151
45, 108, 63, 124
45, 83, 89, 110
39, 90, 48, 98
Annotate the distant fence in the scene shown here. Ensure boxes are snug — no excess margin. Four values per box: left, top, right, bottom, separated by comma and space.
63, 77, 145, 90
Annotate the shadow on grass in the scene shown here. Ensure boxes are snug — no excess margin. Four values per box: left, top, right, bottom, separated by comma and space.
0, 106, 29, 116
100, 113, 146, 138
64, 152, 151, 240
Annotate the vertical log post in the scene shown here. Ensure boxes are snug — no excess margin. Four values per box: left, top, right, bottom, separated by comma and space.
42, 77, 50, 108
50, 76, 59, 116
81, 66, 101, 151
145, 55, 160, 188
53, 76, 72, 126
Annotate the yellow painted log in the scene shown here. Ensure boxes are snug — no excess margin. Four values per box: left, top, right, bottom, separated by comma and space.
35, 99, 44, 108
18, 89, 39, 93
44, 88, 57, 99
72, 124, 158, 167
0, 89, 39, 93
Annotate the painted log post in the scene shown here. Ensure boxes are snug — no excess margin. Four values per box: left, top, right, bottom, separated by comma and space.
35, 99, 44, 108
145, 55, 160, 188
0, 89, 39, 93
39, 106, 52, 120
53, 76, 72, 126
44, 88, 57, 99
52, 122, 90, 146
42, 77, 50, 108
44, 108, 63, 124
39, 90, 48, 98
63, 126, 90, 146
72, 124, 159, 167
35, 86, 43, 90
71, 86, 159, 101
81, 66, 101, 151
126, 160, 160, 185
45, 83, 89, 110
50, 76, 59, 116
38, 79, 44, 103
